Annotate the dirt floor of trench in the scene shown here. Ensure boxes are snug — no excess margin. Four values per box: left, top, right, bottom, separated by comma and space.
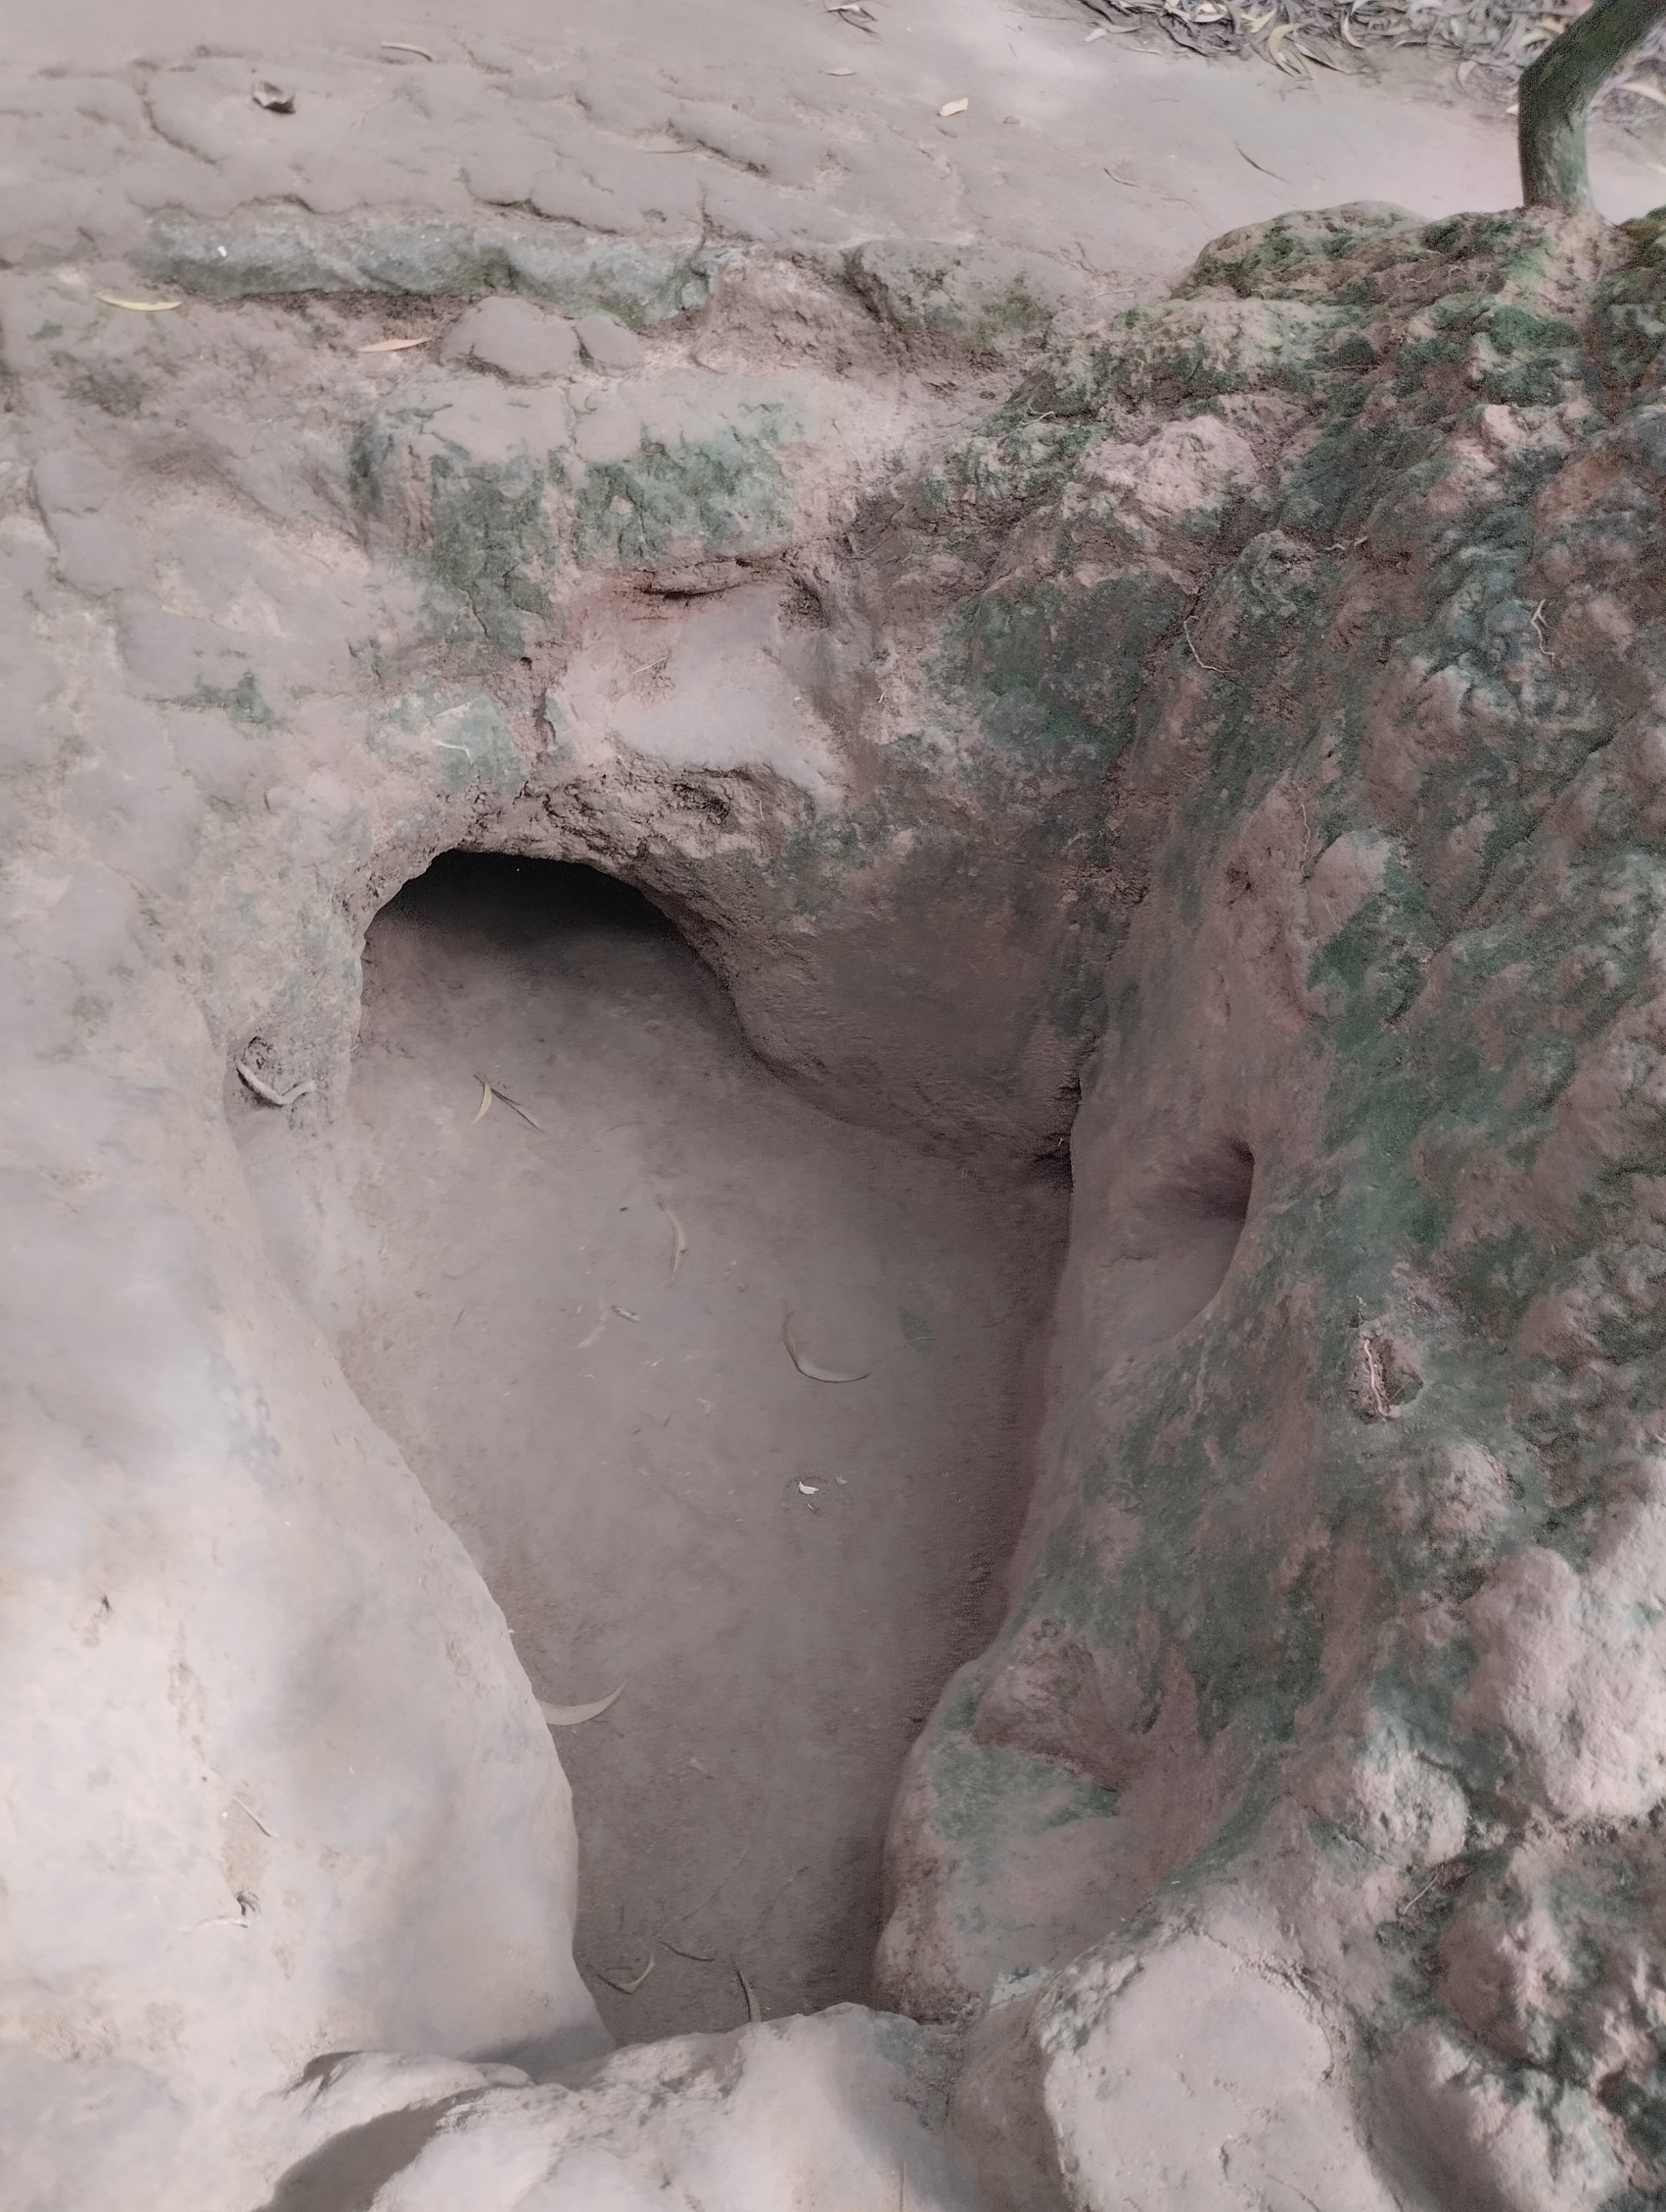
317, 853, 1065, 2045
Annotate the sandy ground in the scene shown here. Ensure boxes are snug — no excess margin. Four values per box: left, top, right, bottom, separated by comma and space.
321, 857, 1063, 2042
18, 0, 1666, 309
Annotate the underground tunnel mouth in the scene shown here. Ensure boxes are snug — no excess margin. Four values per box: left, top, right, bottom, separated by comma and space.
297, 849, 1065, 2042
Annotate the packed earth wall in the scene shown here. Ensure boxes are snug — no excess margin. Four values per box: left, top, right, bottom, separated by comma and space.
10, 32, 1666, 2210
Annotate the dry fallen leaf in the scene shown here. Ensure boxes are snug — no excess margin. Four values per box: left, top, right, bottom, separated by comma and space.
611, 1305, 640, 1323
252, 80, 297, 112
938, 97, 970, 116
596, 1948, 655, 1994
474, 1077, 543, 1131
235, 1058, 315, 1108
783, 1316, 869, 1384
95, 293, 182, 312
381, 39, 436, 58
737, 1965, 762, 2024
798, 1482, 821, 1497
358, 335, 431, 353
540, 1684, 625, 1727
662, 1203, 688, 1285
1264, 23, 1309, 76
471, 1079, 492, 1123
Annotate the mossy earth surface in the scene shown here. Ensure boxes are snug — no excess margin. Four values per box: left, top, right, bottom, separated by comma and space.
322, 193, 1666, 2201
869, 201, 1666, 2207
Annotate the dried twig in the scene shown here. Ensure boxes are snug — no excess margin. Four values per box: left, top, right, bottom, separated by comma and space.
1182, 620, 1227, 677
473, 1076, 543, 1131
670, 1833, 761, 1925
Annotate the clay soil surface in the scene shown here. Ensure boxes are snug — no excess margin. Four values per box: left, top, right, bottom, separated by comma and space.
35, 0, 1666, 2077
328, 855, 1064, 2042
22, 0, 1666, 301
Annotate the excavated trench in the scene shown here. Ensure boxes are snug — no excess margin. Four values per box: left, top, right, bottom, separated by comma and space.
19, 143, 1666, 2200
308, 849, 1069, 2044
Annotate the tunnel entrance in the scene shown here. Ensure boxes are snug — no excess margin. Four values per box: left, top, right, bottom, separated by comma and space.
324, 851, 1065, 2043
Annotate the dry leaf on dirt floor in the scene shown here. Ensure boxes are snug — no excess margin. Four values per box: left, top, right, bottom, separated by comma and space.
95, 294, 182, 311
938, 97, 970, 114
783, 1316, 869, 1383
252, 81, 297, 112
357, 336, 431, 352
473, 1077, 543, 1130
611, 1305, 640, 1323
471, 1079, 492, 1123
235, 1058, 315, 1108
596, 1949, 655, 1994
661, 1204, 688, 1284
1264, 22, 1309, 73
736, 1965, 762, 2023
381, 40, 435, 58
539, 1684, 625, 1726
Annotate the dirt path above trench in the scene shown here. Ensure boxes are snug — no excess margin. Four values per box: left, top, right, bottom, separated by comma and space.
13, 0, 1666, 319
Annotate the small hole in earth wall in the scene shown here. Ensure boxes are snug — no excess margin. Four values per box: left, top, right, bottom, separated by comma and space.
1101, 1138, 1254, 1364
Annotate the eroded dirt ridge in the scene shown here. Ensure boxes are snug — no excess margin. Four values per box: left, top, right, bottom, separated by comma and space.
12, 189, 1666, 2209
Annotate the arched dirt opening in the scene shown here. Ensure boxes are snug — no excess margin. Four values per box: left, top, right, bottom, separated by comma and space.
306, 849, 1068, 2042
